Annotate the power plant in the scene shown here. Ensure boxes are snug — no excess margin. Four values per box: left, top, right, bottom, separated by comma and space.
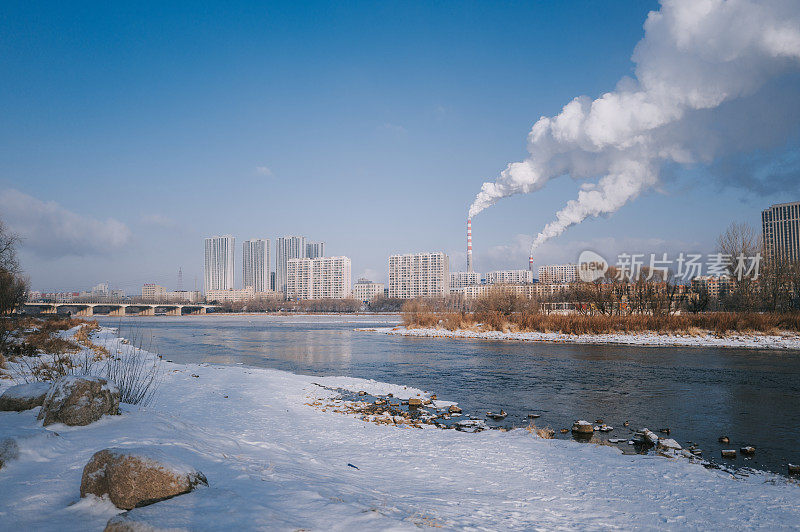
467, 218, 473, 272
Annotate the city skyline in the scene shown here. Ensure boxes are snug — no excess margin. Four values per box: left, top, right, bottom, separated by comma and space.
2, 1, 799, 293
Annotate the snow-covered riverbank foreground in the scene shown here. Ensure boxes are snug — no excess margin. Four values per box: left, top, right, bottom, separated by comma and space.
2, 328, 800, 530
367, 326, 800, 350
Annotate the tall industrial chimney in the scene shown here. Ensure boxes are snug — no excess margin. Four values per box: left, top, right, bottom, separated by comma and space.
529, 254, 534, 272
467, 218, 473, 273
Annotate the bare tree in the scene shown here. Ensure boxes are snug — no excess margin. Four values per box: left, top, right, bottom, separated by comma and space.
716, 222, 761, 311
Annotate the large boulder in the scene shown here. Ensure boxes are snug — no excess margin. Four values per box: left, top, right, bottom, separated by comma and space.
81, 447, 208, 510
0, 382, 52, 411
37, 375, 119, 426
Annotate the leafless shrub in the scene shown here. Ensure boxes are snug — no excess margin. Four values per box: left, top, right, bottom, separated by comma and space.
100, 325, 162, 406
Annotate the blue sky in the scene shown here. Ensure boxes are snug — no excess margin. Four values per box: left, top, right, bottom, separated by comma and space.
2, 1, 799, 292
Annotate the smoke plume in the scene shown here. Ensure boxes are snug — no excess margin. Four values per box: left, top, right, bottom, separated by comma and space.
469, 0, 800, 251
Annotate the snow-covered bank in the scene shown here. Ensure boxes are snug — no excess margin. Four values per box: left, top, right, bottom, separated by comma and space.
366, 326, 800, 350
1, 328, 799, 530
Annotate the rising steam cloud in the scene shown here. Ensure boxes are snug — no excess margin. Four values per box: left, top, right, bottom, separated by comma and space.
469, 0, 800, 252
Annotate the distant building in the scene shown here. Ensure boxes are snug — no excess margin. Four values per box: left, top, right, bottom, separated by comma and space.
537, 264, 578, 284
243, 239, 270, 293
352, 279, 385, 302
486, 269, 534, 285
691, 275, 734, 299
305, 241, 325, 259
449, 271, 480, 292
204, 235, 235, 292
270, 271, 276, 291
276, 236, 307, 296
461, 283, 572, 301
206, 286, 255, 304
388, 252, 449, 299
142, 284, 167, 300
141, 284, 202, 303
287, 256, 352, 300
762, 201, 800, 262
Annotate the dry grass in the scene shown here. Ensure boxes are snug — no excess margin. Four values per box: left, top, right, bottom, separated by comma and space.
526, 423, 555, 439
403, 296, 800, 336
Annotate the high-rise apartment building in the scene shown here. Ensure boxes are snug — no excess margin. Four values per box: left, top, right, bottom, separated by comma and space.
388, 252, 449, 299
762, 201, 800, 263
449, 271, 480, 292
204, 235, 235, 292
352, 279, 385, 302
276, 236, 307, 296
287, 256, 351, 299
306, 241, 325, 259
486, 269, 535, 285
242, 239, 270, 293
537, 264, 578, 284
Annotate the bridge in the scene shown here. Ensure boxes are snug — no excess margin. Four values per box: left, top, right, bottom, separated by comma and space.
19, 302, 221, 317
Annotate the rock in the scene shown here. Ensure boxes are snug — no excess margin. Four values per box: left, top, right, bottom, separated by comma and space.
633, 429, 659, 446
448, 405, 462, 414
430, 394, 437, 400
788, 464, 800, 475
659, 428, 670, 435
721, 449, 737, 459
718, 436, 730, 444
598, 424, 614, 432
0, 382, 52, 411
740, 446, 755, 456
608, 438, 626, 444
560, 428, 569, 434
571, 420, 594, 434
623, 421, 630, 427
527, 413, 540, 419
408, 398, 422, 408
0, 437, 20, 470
37, 375, 120, 427
657, 438, 682, 451
81, 447, 208, 510
691, 449, 702, 456
454, 419, 486, 433
357, 391, 367, 396
595, 419, 603, 424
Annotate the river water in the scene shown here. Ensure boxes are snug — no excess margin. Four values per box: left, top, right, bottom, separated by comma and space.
95, 314, 800, 477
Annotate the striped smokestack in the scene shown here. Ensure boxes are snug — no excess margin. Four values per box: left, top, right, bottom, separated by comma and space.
467, 218, 473, 273
529, 254, 534, 272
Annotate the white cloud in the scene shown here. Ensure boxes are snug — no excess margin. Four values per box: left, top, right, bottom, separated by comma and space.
255, 166, 273, 177
469, 0, 800, 251
0, 189, 131, 259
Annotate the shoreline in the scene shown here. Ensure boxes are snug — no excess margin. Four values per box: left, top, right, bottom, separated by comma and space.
365, 325, 800, 350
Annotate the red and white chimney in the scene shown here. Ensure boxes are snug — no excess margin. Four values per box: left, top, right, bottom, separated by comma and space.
467, 218, 474, 273
529, 254, 534, 272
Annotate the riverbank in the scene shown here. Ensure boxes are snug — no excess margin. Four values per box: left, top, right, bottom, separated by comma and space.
368, 325, 800, 350
1, 326, 800, 529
